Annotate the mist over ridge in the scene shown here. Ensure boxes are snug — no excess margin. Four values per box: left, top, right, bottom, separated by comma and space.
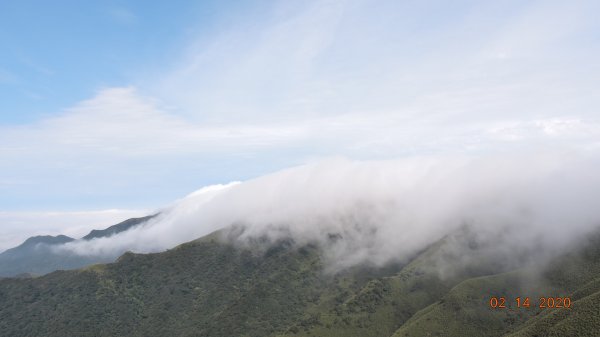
57, 150, 600, 271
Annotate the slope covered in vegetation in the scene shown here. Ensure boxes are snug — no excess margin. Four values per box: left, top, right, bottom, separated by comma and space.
1, 229, 599, 336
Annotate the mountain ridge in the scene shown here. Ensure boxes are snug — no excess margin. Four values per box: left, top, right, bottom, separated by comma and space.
14, 234, 74, 248
1, 226, 598, 336
0, 214, 157, 277
81, 214, 157, 240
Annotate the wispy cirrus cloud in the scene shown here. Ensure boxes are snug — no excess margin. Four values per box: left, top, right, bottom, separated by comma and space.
108, 7, 138, 25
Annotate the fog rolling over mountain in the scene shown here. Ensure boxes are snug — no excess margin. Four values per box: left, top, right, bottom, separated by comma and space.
2, 151, 600, 336
5, 152, 600, 280
55, 151, 600, 274
1, 216, 599, 337
3, 0, 600, 335
0, 215, 156, 277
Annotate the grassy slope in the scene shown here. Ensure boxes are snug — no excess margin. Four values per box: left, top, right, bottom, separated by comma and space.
390, 233, 600, 337
1, 230, 599, 337
0, 232, 395, 337
507, 283, 600, 337
277, 240, 475, 337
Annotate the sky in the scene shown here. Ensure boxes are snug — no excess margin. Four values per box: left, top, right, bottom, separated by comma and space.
1, 0, 599, 250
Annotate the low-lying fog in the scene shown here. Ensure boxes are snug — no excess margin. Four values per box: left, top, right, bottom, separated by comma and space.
55, 149, 600, 272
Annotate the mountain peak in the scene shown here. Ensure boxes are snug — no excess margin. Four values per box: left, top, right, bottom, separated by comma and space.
82, 214, 157, 240
0, 214, 157, 277
21, 235, 74, 247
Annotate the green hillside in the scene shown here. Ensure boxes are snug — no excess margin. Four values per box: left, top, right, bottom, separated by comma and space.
392, 232, 600, 337
0, 215, 156, 277
0, 229, 599, 337
0, 235, 103, 278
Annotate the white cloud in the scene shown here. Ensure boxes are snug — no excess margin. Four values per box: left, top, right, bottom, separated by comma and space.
150, 0, 600, 124
2, 86, 598, 162
0, 87, 312, 157
60, 152, 600, 271
0, 83, 598, 218
2, 0, 600, 242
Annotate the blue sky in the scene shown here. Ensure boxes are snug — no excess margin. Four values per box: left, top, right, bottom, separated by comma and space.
0, 0, 233, 123
1, 0, 600, 248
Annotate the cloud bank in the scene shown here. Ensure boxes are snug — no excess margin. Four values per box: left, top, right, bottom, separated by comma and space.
3, 1, 600, 269
60, 150, 600, 270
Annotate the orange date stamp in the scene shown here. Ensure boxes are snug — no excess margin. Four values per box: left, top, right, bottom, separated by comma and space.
489, 296, 572, 309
